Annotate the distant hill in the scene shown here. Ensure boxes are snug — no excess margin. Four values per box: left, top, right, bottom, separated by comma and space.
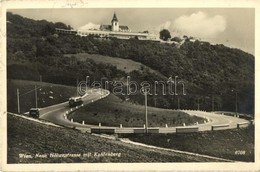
6, 12, 254, 114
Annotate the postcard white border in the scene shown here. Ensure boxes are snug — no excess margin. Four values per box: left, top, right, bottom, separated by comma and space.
1, 0, 259, 171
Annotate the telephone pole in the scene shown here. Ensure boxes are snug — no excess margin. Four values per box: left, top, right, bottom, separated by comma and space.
235, 92, 238, 116
35, 85, 38, 108
177, 97, 180, 110
197, 97, 200, 110
76, 78, 79, 97
86, 76, 89, 93
212, 95, 214, 112
17, 88, 20, 113
144, 89, 148, 133
231, 89, 238, 116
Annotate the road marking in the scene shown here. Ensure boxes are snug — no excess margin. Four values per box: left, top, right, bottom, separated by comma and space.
40, 107, 65, 118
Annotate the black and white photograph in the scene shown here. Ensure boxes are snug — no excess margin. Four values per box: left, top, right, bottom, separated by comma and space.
1, 0, 259, 171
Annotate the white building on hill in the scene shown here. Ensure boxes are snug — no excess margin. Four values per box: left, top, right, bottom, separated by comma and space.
56, 12, 159, 41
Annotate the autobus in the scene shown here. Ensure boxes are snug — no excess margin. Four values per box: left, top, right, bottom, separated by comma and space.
69, 97, 83, 107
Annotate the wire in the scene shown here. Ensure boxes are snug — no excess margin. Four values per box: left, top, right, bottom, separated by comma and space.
19, 85, 46, 97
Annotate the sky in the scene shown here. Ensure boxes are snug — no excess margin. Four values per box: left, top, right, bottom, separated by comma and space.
8, 8, 255, 55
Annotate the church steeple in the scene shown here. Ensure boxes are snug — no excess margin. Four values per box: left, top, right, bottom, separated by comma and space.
111, 12, 119, 32
111, 12, 118, 22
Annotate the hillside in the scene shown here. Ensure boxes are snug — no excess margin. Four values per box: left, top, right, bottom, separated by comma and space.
7, 79, 78, 113
7, 79, 204, 127
7, 12, 254, 114
7, 115, 222, 163
120, 125, 255, 162
69, 94, 204, 127
64, 53, 164, 76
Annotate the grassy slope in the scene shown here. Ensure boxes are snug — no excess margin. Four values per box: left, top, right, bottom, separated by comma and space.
69, 94, 204, 127
65, 53, 165, 77
8, 79, 203, 127
7, 79, 78, 113
7, 115, 221, 163
120, 126, 255, 162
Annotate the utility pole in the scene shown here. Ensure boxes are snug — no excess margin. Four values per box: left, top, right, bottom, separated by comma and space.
212, 95, 214, 112
197, 97, 200, 110
76, 78, 79, 97
17, 88, 20, 113
177, 97, 180, 110
86, 76, 89, 93
35, 85, 38, 108
144, 89, 148, 133
235, 92, 238, 116
231, 89, 238, 116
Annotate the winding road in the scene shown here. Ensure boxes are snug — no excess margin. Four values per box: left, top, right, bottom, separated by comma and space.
39, 88, 251, 133
39, 88, 110, 133
182, 110, 249, 131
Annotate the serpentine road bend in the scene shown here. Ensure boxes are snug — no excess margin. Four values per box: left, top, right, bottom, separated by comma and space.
39, 88, 251, 133
183, 110, 249, 131
39, 89, 110, 133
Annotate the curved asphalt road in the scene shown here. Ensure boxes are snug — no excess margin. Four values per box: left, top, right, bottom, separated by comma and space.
182, 110, 249, 131
39, 88, 251, 133
39, 89, 110, 133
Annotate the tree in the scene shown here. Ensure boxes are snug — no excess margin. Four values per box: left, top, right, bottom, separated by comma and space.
159, 29, 171, 41
54, 22, 69, 29
171, 36, 182, 43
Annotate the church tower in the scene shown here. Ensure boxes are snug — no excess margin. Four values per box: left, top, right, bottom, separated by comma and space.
111, 12, 119, 32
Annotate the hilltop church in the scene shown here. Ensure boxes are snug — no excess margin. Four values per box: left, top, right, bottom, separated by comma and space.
56, 12, 158, 41
99, 12, 131, 32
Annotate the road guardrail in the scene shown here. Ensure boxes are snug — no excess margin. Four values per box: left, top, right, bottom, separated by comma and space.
211, 124, 230, 131
176, 126, 199, 133
237, 122, 250, 129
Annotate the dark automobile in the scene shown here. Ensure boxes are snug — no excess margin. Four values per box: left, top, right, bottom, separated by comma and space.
29, 108, 40, 118
69, 97, 83, 107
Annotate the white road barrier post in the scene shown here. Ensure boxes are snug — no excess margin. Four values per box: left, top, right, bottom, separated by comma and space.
82, 121, 85, 125
99, 123, 101, 127
183, 123, 186, 126
143, 124, 145, 129
71, 118, 73, 122
120, 124, 122, 128
165, 124, 168, 128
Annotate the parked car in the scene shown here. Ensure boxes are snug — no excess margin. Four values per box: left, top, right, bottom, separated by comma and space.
29, 108, 40, 118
